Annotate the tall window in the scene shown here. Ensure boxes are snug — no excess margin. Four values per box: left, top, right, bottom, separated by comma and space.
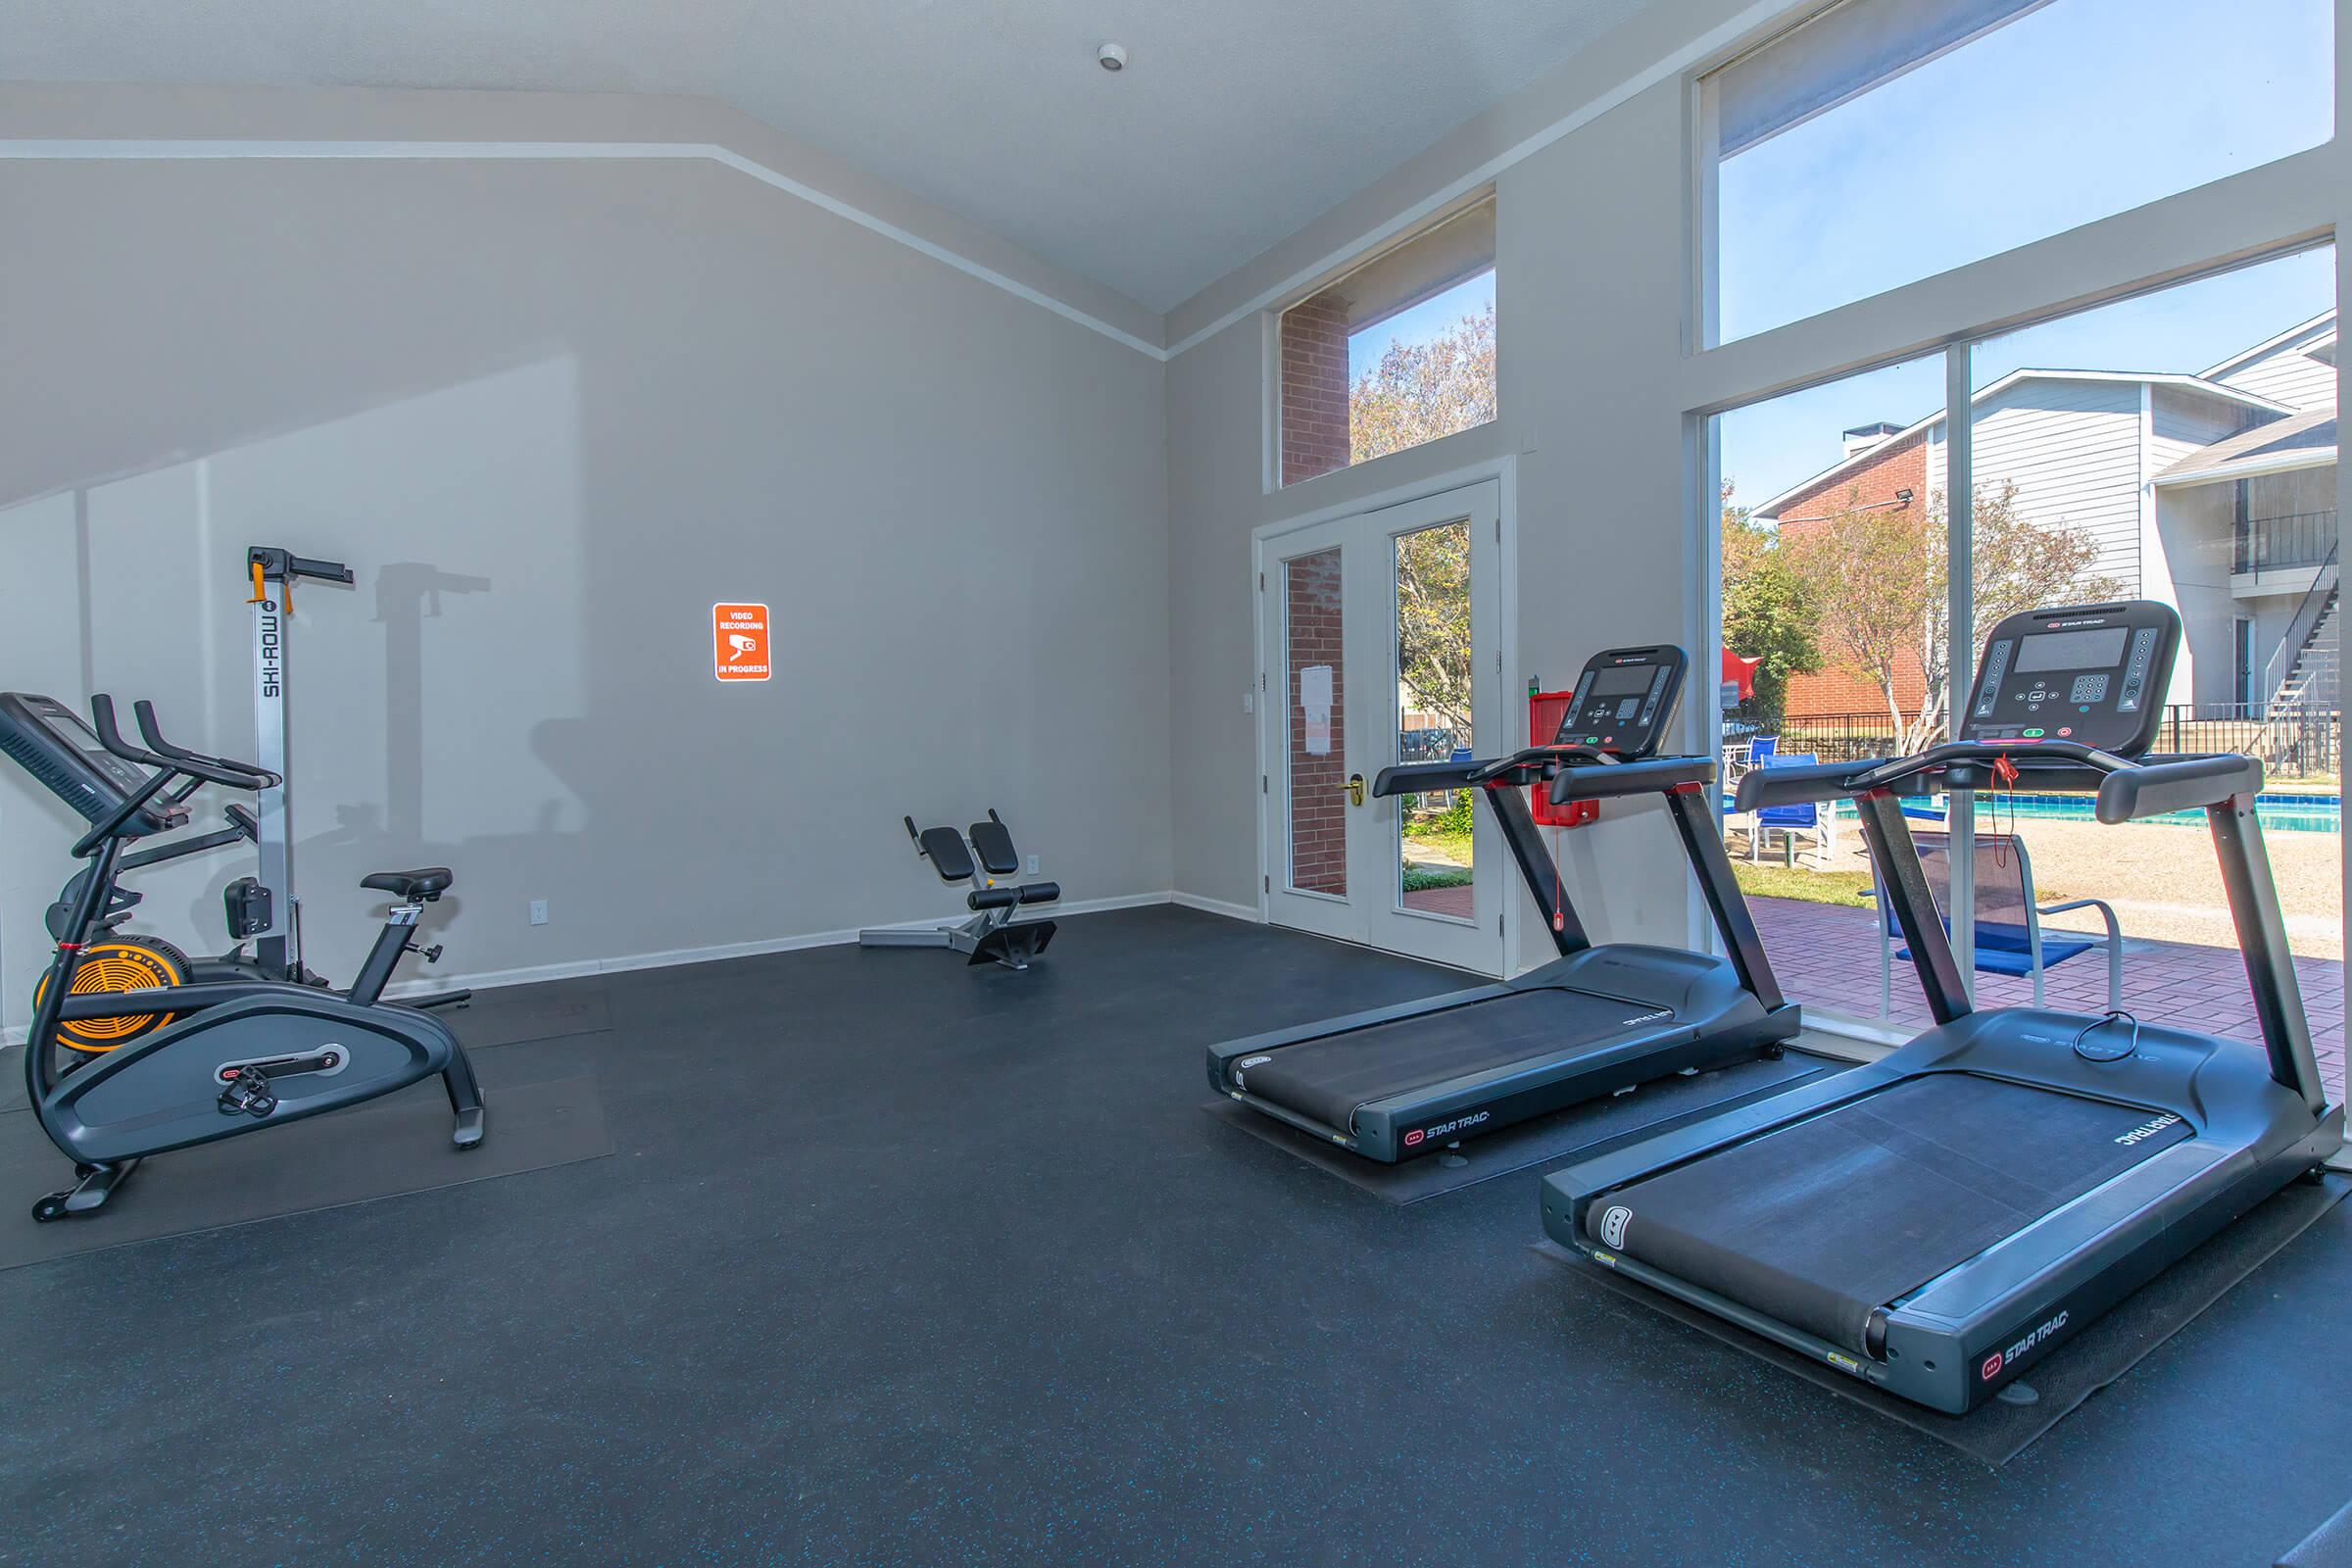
1278, 197, 1496, 486
1971, 251, 2341, 1097
1703, 0, 2334, 344
1713, 245, 2341, 1096
1717, 352, 1945, 1024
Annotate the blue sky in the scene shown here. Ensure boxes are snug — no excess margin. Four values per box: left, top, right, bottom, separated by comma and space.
1720, 0, 2335, 508
1349, 269, 1494, 381
1349, 0, 2335, 512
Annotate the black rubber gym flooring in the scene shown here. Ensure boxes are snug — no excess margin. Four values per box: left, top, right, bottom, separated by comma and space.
3, 905, 2348, 1567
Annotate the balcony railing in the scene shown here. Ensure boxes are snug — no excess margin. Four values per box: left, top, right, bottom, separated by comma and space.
2236, 510, 2339, 574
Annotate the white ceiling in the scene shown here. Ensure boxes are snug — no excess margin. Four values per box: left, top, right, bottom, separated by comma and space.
0, 0, 1652, 312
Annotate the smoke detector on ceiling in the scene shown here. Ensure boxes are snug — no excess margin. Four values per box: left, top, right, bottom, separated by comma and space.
1097, 42, 1128, 72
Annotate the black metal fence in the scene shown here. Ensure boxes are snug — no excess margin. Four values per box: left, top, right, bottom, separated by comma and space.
2236, 510, 2339, 574
1740, 705, 2341, 779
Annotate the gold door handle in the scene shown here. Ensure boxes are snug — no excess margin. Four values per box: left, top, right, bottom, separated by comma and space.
1337, 773, 1366, 807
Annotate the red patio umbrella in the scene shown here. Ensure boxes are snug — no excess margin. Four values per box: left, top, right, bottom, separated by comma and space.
1722, 647, 1760, 701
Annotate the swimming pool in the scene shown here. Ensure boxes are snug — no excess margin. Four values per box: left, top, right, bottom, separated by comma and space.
1826, 792, 2342, 834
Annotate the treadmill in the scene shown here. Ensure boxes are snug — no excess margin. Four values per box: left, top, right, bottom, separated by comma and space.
1544, 601, 2344, 1413
1207, 643, 1801, 1163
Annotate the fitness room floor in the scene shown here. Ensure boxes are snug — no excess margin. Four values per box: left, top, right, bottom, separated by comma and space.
4, 904, 2349, 1567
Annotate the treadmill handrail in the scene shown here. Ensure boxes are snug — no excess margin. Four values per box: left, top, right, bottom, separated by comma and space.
1373, 757, 1525, 796
1843, 739, 2136, 793
1373, 744, 1616, 797
1733, 758, 1890, 812
2095, 753, 2265, 822
1549, 754, 1711, 803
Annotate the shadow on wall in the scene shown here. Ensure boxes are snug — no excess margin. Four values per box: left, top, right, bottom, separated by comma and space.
0, 355, 590, 1009
0, 157, 1175, 1014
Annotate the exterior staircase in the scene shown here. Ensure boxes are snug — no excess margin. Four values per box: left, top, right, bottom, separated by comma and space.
2260, 587, 2339, 769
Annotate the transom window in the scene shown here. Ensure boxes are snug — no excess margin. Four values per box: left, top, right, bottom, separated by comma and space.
1276, 196, 1496, 487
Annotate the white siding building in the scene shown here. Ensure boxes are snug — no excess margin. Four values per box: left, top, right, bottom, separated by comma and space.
1756, 312, 2339, 714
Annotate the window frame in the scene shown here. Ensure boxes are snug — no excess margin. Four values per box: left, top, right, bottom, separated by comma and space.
1682, 0, 2340, 1029
1689, 0, 2338, 352
1265, 190, 1499, 495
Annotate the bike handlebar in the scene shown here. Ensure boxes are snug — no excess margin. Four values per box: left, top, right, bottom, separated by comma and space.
90, 696, 279, 791
131, 700, 278, 787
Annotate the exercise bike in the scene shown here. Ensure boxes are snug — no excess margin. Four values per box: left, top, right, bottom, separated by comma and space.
3, 691, 485, 1222
32, 545, 459, 1013
35, 703, 470, 1053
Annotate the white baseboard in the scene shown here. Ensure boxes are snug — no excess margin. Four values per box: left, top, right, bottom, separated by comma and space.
373, 893, 1176, 1005
1169, 891, 1261, 922
381, 888, 1180, 1002
0, 890, 1250, 1045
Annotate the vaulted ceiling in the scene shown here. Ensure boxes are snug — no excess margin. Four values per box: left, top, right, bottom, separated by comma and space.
2, 0, 1653, 311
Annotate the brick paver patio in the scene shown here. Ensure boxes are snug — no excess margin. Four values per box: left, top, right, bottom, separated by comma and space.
1750, 895, 2347, 1099
1395, 876, 2344, 1100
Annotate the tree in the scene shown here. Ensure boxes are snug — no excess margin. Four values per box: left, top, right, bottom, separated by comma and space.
1350, 301, 1495, 466
1785, 482, 2121, 750
1917, 482, 2123, 741
1720, 483, 1820, 729
1395, 521, 1474, 734
1785, 490, 1937, 744
1355, 302, 1495, 735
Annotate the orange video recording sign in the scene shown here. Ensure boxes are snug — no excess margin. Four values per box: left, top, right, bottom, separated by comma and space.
712, 603, 771, 682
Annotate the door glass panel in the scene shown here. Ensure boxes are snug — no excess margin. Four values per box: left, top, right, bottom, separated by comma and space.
1285, 547, 1347, 896
1394, 519, 1475, 919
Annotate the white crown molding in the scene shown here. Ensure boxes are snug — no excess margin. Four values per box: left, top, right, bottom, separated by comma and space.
0, 134, 1172, 361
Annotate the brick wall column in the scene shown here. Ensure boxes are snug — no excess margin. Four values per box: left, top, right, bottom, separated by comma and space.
1281, 293, 1351, 485
1285, 548, 1348, 895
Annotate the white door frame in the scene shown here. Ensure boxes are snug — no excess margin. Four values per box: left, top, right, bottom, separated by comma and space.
1250, 454, 1520, 972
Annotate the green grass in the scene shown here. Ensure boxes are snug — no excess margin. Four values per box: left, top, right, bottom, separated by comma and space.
1733, 859, 2068, 909
1402, 824, 1473, 862
1402, 864, 1474, 893
1732, 861, 1876, 907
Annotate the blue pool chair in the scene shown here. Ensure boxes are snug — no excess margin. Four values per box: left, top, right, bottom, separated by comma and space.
1748, 751, 1838, 867
1869, 829, 2122, 1012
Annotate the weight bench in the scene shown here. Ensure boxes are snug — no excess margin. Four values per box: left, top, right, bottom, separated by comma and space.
858, 809, 1060, 970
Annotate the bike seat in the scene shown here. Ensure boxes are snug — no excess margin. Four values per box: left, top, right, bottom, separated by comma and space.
362, 867, 454, 902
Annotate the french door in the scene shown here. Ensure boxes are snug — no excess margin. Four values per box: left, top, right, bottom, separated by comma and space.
1257, 479, 1504, 973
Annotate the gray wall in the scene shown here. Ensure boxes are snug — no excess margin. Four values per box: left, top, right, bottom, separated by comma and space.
1164, 44, 1714, 964
0, 149, 1172, 1002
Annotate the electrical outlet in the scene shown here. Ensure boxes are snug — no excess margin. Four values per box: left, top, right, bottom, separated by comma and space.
529, 900, 549, 926
1242, 690, 1254, 713
1026, 854, 1041, 874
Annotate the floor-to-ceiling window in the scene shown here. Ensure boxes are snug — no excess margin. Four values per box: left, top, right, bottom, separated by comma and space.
1698, 0, 2339, 1088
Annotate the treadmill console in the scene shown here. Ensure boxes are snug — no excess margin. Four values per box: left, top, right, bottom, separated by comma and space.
1960, 601, 2180, 758
1553, 646, 1688, 760
0, 692, 183, 837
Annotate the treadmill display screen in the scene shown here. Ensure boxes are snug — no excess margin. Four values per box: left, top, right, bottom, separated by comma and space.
2014, 628, 2128, 672
1958, 602, 2179, 756
1589, 664, 1653, 697
1553, 647, 1687, 758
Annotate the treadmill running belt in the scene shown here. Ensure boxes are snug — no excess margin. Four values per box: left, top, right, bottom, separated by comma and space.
1239, 987, 1678, 1132
1590, 1073, 2192, 1354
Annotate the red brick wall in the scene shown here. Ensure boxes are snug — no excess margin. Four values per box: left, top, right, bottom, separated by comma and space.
1285, 548, 1348, 895
1770, 433, 1931, 720
1280, 292, 1351, 485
